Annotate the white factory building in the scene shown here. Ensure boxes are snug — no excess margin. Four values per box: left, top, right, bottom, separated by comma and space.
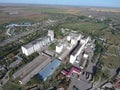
55, 33, 83, 61
56, 43, 63, 53
54, 32, 92, 63
21, 30, 54, 56
67, 33, 82, 45
48, 30, 54, 41
69, 37, 91, 64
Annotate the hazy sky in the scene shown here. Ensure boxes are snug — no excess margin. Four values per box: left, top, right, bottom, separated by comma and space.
0, 0, 120, 8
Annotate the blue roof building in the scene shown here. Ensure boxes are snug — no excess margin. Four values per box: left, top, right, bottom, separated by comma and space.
38, 59, 61, 81
23, 22, 31, 26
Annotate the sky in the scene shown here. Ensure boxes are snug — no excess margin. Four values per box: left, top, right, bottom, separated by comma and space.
0, 0, 120, 8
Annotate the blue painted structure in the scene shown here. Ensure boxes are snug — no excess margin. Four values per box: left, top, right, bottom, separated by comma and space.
38, 59, 61, 81
23, 22, 30, 26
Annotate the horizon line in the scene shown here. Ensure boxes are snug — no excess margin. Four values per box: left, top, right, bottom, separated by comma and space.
0, 3, 120, 9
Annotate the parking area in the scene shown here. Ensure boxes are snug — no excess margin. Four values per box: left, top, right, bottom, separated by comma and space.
67, 75, 92, 90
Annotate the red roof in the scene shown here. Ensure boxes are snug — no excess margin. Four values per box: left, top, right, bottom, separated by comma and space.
61, 66, 81, 77
61, 70, 68, 75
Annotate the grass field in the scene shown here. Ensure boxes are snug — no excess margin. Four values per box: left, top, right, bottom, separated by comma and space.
2, 80, 21, 90
59, 22, 107, 35
106, 45, 116, 54
25, 8, 67, 13
104, 30, 120, 45
101, 55, 119, 69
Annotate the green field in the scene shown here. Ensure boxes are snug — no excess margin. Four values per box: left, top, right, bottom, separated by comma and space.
106, 45, 116, 54
101, 55, 119, 69
59, 22, 107, 35
2, 80, 21, 90
25, 8, 67, 13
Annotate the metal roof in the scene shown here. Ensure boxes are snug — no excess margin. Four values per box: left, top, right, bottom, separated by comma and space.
9, 55, 23, 68
61, 66, 81, 77
38, 59, 61, 81
23, 36, 50, 49
13, 55, 51, 85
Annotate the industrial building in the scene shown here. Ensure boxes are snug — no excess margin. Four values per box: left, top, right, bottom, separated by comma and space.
69, 37, 90, 64
55, 33, 93, 66
38, 59, 61, 81
13, 55, 51, 85
61, 66, 81, 77
57, 33, 82, 61
56, 43, 63, 53
9, 55, 23, 68
48, 30, 54, 41
58, 44, 76, 61
42, 50, 56, 57
21, 30, 54, 56
67, 33, 82, 45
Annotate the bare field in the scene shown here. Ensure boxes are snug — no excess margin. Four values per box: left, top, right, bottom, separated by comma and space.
0, 6, 49, 23
0, 5, 120, 23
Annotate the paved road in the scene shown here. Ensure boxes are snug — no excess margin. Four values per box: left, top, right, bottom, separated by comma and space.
6, 27, 12, 36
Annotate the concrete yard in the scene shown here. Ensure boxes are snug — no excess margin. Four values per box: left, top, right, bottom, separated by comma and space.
67, 75, 92, 90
